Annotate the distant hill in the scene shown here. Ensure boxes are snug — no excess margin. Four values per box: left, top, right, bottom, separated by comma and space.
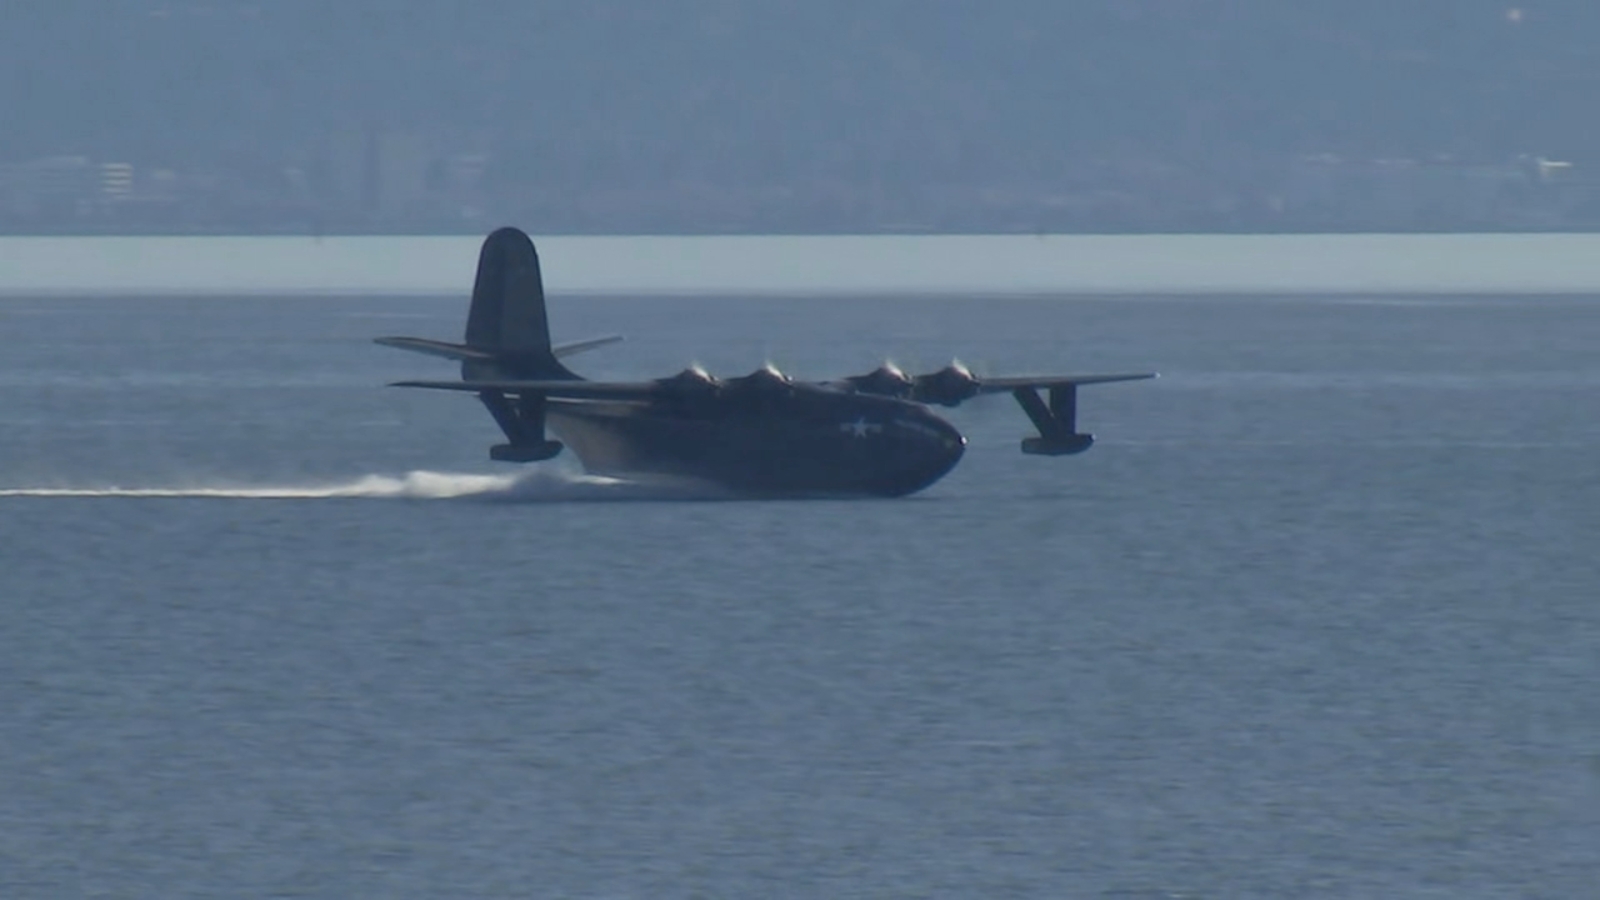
3, 1, 1597, 233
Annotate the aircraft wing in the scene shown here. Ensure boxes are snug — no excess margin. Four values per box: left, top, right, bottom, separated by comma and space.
974, 372, 1158, 393
963, 372, 1156, 456
390, 379, 665, 400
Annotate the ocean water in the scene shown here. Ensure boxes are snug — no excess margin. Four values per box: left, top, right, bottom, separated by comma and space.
1, 290, 1597, 898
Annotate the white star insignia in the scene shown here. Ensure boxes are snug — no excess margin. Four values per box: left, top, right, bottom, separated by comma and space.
841, 417, 876, 438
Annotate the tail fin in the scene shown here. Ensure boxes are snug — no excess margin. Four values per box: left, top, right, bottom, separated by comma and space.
463, 227, 577, 380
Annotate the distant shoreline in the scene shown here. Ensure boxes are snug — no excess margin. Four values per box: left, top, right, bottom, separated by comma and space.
6, 233, 1600, 297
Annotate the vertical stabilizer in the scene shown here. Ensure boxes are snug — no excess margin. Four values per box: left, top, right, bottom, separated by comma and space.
463, 227, 576, 380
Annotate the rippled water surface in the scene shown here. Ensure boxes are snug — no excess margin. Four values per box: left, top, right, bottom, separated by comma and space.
2, 291, 1597, 898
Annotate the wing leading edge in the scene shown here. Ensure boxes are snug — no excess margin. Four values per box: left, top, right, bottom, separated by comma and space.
975, 372, 1157, 391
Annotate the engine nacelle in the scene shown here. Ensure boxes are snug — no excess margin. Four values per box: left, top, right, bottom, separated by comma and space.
729, 363, 792, 394
660, 365, 721, 394
913, 363, 981, 406
847, 363, 915, 398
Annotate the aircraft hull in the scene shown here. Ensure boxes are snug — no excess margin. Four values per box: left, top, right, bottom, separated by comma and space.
547, 396, 966, 498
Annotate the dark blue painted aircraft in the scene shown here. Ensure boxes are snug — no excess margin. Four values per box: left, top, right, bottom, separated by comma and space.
377, 227, 1155, 498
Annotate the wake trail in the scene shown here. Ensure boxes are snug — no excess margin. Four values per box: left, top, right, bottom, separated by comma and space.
0, 468, 724, 502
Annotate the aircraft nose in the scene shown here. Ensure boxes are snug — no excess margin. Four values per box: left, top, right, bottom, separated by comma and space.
918, 414, 966, 482
880, 408, 967, 496
935, 416, 967, 464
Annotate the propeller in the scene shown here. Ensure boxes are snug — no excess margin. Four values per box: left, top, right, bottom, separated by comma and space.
845, 361, 915, 398
728, 362, 793, 394
912, 360, 982, 406
658, 363, 721, 396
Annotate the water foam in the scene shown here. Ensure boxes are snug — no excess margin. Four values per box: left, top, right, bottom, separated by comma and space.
0, 468, 718, 502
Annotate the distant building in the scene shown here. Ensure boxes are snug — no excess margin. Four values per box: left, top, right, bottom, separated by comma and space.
0, 155, 99, 220
100, 162, 134, 199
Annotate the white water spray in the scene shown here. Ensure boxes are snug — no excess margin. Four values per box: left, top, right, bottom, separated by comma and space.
0, 468, 720, 502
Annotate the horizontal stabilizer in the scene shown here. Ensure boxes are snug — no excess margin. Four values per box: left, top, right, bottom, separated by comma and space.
391, 378, 663, 400
376, 334, 622, 362
373, 336, 496, 362
552, 334, 624, 359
